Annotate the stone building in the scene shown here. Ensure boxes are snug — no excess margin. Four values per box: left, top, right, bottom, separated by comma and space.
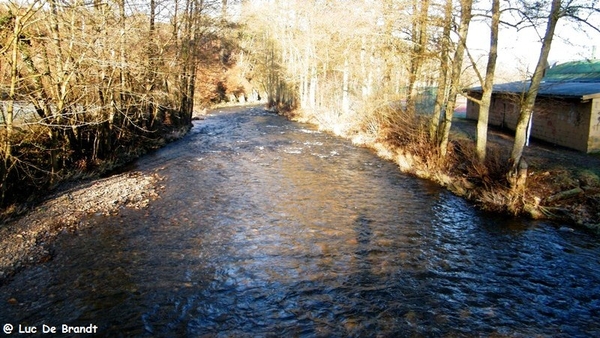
465, 60, 600, 153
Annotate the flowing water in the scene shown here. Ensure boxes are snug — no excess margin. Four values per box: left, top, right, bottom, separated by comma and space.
1, 107, 600, 337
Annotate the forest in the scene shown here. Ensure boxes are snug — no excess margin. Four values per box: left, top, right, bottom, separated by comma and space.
1, 0, 600, 225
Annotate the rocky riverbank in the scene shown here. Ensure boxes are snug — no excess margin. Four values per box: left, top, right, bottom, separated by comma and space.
0, 120, 196, 284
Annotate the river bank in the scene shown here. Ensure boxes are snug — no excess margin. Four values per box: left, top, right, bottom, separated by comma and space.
0, 170, 165, 284
282, 108, 600, 234
0, 125, 191, 284
0, 105, 248, 283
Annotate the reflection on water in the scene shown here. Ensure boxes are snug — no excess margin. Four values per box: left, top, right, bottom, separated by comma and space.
1, 108, 600, 337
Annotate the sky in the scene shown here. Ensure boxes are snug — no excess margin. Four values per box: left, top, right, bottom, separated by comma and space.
466, 5, 600, 83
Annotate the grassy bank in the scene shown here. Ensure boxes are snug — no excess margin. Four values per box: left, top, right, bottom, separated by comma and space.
278, 105, 600, 234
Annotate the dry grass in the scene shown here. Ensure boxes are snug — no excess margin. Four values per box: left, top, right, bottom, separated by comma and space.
451, 140, 511, 186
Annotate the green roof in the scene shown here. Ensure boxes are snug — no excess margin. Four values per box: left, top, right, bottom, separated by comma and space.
544, 59, 600, 82
466, 59, 600, 100
467, 81, 600, 100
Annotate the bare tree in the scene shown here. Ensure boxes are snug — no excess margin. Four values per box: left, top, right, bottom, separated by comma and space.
405, 0, 430, 115
2, 2, 39, 156
508, 0, 600, 188
439, 0, 473, 158
429, 0, 453, 143
508, 0, 561, 188
0, 0, 231, 206
468, 0, 501, 163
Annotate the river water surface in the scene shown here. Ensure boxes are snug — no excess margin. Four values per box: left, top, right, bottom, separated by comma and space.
1, 107, 600, 337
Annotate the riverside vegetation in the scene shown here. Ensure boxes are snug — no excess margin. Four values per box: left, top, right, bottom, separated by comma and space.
0, 1, 252, 221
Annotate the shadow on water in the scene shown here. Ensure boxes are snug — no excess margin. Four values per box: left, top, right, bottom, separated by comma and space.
1, 107, 600, 337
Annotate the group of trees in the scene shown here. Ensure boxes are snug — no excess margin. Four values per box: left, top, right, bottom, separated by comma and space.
0, 0, 242, 207
239, 0, 599, 190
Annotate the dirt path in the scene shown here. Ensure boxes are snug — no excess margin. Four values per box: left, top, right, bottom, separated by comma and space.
453, 118, 600, 173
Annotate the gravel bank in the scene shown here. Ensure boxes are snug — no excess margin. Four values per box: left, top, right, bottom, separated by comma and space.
0, 170, 164, 284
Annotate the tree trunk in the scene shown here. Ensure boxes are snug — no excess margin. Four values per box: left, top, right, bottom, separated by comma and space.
4, 3, 40, 156
342, 58, 350, 114
429, 0, 452, 142
509, 0, 561, 186
360, 36, 369, 98
119, 0, 126, 111
48, 0, 66, 122
5, 14, 20, 157
147, 0, 158, 129
381, 0, 395, 99
475, 0, 500, 162
406, 0, 430, 115
309, 66, 317, 109
439, 0, 473, 157
222, 0, 228, 19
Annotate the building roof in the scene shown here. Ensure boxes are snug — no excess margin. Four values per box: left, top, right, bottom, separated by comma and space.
544, 59, 600, 82
467, 59, 600, 100
469, 81, 600, 100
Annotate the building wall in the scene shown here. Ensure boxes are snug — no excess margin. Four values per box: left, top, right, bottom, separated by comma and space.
466, 94, 596, 152
588, 98, 600, 153
465, 95, 480, 121
466, 94, 522, 129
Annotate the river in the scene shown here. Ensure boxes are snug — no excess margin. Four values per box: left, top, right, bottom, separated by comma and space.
1, 106, 599, 337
